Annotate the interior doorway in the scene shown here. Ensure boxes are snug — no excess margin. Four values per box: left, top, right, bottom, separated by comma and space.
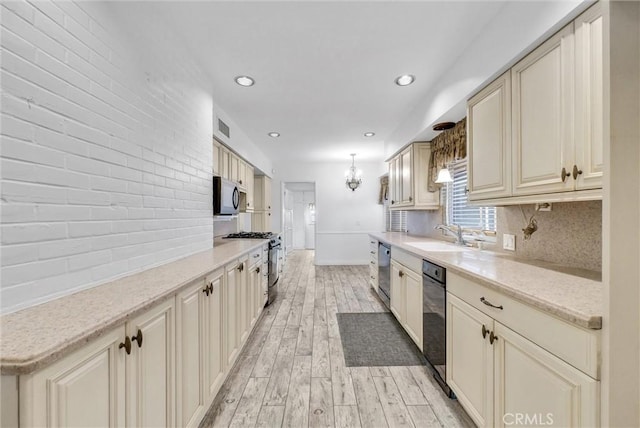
282, 182, 316, 254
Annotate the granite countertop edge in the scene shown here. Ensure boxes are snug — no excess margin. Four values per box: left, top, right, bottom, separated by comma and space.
0, 239, 268, 376
370, 232, 602, 330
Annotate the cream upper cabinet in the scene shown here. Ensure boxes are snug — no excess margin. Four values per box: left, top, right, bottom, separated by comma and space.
574, 3, 604, 191
512, 23, 575, 196
230, 153, 240, 187
126, 298, 175, 428
19, 327, 126, 428
213, 140, 222, 177
388, 142, 439, 210
254, 176, 272, 211
220, 145, 230, 180
176, 281, 206, 428
245, 165, 255, 212
468, 71, 512, 200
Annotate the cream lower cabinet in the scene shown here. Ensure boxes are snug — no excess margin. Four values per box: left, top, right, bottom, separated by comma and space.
126, 299, 175, 428
447, 290, 599, 427
19, 327, 126, 427
225, 259, 241, 368
369, 238, 378, 290
390, 257, 423, 351
204, 269, 225, 400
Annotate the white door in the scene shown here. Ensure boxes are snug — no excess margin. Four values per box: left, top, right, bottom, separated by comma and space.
446, 293, 494, 427
493, 322, 600, 428
468, 71, 512, 200
574, 3, 604, 191
176, 281, 205, 427
389, 260, 405, 323
512, 24, 575, 196
225, 260, 239, 368
126, 299, 175, 428
204, 269, 225, 401
21, 327, 126, 428
403, 268, 423, 351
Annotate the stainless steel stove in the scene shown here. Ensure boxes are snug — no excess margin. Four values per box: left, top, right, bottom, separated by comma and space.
224, 231, 281, 305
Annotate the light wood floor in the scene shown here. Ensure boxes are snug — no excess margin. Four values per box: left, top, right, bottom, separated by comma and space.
200, 250, 474, 428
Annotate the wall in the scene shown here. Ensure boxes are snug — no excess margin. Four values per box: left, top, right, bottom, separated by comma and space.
0, 1, 256, 313
273, 160, 386, 265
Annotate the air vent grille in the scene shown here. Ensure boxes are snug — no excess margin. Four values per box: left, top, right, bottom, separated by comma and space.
218, 118, 230, 138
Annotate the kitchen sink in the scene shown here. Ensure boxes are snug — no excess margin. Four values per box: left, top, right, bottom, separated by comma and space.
405, 241, 473, 252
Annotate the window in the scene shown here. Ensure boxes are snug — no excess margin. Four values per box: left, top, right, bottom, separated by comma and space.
386, 209, 407, 232
442, 160, 496, 231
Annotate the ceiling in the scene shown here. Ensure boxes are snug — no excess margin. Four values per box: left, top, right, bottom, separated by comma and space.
108, 1, 575, 164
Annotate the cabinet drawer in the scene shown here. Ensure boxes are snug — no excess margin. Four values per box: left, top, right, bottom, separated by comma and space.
447, 272, 600, 379
391, 247, 422, 274
249, 248, 262, 263
369, 264, 377, 280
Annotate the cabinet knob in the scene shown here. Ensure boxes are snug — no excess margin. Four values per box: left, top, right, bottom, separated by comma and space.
256, 267, 260, 274
409, 196, 413, 202
391, 200, 395, 205
237, 263, 244, 272
370, 251, 375, 254
254, 254, 260, 258
268, 205, 271, 209
399, 270, 404, 278
489, 331, 498, 345
239, 180, 243, 185
572, 165, 583, 180
482, 324, 488, 339
131, 329, 143, 348
561, 167, 570, 183
203, 286, 210, 296
119, 336, 131, 355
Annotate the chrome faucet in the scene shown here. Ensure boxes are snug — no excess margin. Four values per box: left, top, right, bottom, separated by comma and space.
435, 224, 466, 246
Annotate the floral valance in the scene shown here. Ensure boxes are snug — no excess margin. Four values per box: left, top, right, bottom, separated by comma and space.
379, 175, 389, 205
427, 118, 467, 192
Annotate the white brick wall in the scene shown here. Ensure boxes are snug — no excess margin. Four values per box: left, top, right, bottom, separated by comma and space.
1, 1, 214, 313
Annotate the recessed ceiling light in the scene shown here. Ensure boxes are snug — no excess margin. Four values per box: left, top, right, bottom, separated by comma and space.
234, 75, 255, 87
395, 74, 415, 86
268, 132, 280, 138
364, 132, 375, 137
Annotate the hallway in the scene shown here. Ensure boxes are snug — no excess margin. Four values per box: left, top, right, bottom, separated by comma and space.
201, 250, 473, 427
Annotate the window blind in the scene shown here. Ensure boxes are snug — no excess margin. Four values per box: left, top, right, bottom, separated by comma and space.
443, 160, 496, 231
385, 206, 407, 232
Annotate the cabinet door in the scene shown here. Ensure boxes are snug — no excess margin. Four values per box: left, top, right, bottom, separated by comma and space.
493, 323, 599, 428
389, 157, 402, 208
225, 261, 240, 368
413, 144, 440, 209
20, 327, 126, 428
390, 260, 405, 323
403, 267, 423, 351
230, 153, 240, 185
400, 147, 413, 205
238, 159, 247, 190
221, 147, 230, 180
468, 71, 512, 200
176, 282, 205, 427
512, 24, 575, 196
446, 293, 494, 427
213, 140, 221, 177
249, 261, 262, 328
238, 256, 250, 345
246, 165, 255, 211
204, 269, 225, 401
574, 3, 603, 191
126, 299, 175, 428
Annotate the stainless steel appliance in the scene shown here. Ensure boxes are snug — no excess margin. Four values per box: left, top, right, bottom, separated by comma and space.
422, 259, 454, 398
224, 231, 281, 305
213, 177, 239, 215
378, 242, 391, 308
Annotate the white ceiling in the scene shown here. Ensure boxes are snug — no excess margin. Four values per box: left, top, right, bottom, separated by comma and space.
108, 1, 582, 164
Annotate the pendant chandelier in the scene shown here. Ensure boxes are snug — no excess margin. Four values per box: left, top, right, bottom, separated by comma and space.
345, 153, 363, 191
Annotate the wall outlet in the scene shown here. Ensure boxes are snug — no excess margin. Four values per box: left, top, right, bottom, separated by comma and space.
503, 234, 516, 251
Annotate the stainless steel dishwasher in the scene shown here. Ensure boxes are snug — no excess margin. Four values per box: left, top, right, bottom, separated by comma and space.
422, 259, 454, 398
377, 242, 391, 308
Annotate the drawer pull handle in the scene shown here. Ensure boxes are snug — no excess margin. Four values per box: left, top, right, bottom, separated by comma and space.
480, 297, 503, 310
254, 254, 260, 258
119, 336, 131, 355
131, 329, 143, 348
370, 251, 375, 254
482, 324, 488, 339
489, 331, 498, 345
561, 167, 570, 183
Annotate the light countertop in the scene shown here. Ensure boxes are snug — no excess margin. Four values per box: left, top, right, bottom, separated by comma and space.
370, 232, 602, 330
0, 239, 268, 375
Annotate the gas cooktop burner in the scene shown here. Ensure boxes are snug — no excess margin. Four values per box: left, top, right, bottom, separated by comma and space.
224, 231, 275, 239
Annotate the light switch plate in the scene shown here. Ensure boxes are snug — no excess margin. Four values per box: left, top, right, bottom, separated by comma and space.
503, 234, 516, 251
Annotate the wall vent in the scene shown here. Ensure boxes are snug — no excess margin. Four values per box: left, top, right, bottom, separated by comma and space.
218, 118, 230, 139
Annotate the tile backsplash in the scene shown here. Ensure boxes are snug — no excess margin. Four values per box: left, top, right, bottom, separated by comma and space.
496, 201, 602, 271
406, 200, 602, 272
